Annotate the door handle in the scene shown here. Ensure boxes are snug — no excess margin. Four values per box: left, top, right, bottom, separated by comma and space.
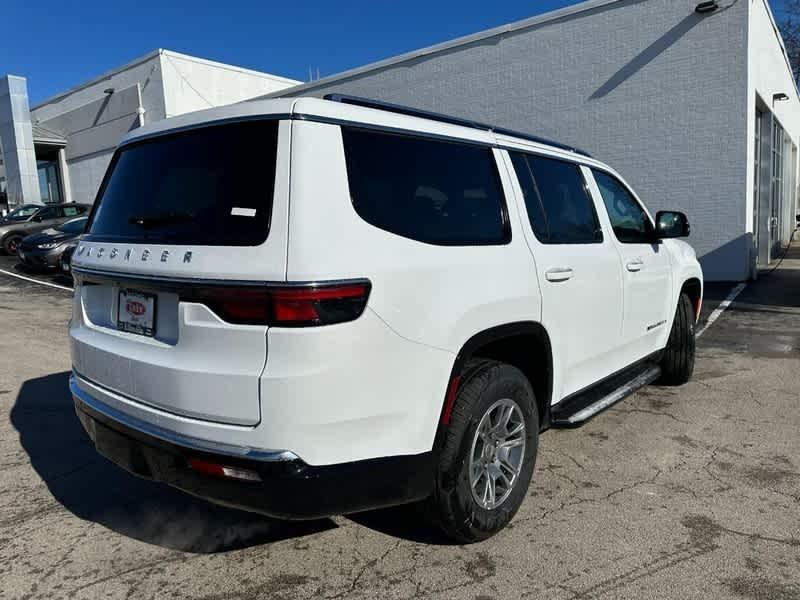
545, 267, 574, 282
626, 259, 644, 272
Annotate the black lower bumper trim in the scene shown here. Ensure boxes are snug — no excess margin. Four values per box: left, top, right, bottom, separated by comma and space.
74, 399, 435, 519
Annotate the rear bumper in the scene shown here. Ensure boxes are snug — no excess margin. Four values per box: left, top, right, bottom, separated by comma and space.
71, 374, 434, 519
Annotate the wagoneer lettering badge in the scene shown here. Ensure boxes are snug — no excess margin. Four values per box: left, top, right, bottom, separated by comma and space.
73, 247, 196, 265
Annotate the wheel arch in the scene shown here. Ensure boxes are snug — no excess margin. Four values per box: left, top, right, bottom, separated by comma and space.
437, 322, 554, 441
680, 277, 703, 321
1, 230, 25, 251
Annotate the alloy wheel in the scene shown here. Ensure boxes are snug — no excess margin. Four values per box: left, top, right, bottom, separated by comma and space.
468, 398, 526, 510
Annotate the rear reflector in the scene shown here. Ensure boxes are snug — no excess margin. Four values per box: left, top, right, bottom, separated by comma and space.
181, 280, 371, 327
188, 458, 262, 482
440, 376, 461, 425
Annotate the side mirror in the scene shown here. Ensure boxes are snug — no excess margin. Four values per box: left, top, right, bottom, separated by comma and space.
655, 211, 690, 239
32, 215, 43, 222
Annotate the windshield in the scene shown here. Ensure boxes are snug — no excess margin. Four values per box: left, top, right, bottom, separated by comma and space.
57, 217, 88, 235
86, 119, 279, 246
5, 205, 40, 221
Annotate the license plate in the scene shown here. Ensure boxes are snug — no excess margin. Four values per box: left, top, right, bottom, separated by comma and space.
117, 289, 156, 337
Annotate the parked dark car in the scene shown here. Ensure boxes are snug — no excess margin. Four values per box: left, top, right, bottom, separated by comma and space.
0, 203, 90, 255
18, 217, 87, 270
59, 241, 79, 275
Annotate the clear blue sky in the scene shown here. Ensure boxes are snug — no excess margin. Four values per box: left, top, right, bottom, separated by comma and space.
3, 0, 790, 104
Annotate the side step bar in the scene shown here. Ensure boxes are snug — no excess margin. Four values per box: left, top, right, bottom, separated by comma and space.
550, 363, 662, 428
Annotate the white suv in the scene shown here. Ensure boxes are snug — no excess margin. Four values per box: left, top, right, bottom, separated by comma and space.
69, 95, 702, 542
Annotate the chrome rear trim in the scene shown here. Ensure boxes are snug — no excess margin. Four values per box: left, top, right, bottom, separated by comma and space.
70, 373, 299, 462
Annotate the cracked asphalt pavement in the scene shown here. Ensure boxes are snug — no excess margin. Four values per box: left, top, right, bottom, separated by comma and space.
1, 247, 799, 599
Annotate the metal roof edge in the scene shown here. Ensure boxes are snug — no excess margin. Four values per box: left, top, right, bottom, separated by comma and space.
270, 0, 626, 98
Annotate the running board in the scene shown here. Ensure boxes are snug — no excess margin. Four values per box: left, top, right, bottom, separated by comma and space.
550, 363, 662, 428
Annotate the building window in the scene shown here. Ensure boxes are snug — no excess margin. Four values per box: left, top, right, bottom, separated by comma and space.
37, 159, 63, 204
771, 120, 785, 255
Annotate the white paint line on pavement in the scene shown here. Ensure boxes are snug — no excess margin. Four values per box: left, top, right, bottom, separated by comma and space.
696, 283, 747, 338
0, 268, 73, 292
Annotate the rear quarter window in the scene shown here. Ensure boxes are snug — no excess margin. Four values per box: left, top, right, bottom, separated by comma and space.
341, 127, 510, 246
510, 152, 602, 245
86, 120, 279, 246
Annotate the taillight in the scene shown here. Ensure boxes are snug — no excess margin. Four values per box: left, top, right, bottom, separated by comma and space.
181, 280, 371, 327
270, 284, 371, 326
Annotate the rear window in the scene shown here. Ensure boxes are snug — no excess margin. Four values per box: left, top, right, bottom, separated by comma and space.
63, 205, 86, 217
341, 127, 509, 246
86, 120, 279, 245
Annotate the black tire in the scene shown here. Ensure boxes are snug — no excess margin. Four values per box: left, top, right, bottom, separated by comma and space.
3, 234, 23, 256
428, 359, 539, 543
659, 293, 696, 385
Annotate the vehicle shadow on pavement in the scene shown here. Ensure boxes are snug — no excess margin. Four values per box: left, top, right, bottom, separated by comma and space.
347, 506, 457, 545
10, 371, 337, 554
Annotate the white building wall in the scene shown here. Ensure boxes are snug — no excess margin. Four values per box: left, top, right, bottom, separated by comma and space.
27, 50, 298, 205
159, 50, 299, 117
747, 0, 800, 261
30, 53, 166, 205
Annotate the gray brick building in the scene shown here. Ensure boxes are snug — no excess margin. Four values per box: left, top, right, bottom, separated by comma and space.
274, 0, 799, 281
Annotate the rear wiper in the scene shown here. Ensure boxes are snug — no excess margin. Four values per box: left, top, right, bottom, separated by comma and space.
128, 212, 196, 228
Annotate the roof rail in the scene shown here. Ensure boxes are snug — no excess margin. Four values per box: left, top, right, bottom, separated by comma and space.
323, 93, 592, 157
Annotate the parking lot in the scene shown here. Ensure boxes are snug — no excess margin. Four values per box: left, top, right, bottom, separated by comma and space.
1, 249, 799, 600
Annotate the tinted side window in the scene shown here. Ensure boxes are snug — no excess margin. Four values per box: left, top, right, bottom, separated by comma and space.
592, 171, 651, 243
36, 207, 61, 220
342, 128, 509, 245
510, 152, 602, 244
510, 153, 548, 242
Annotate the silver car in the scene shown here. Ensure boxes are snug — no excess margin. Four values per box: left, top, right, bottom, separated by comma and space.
0, 203, 90, 255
